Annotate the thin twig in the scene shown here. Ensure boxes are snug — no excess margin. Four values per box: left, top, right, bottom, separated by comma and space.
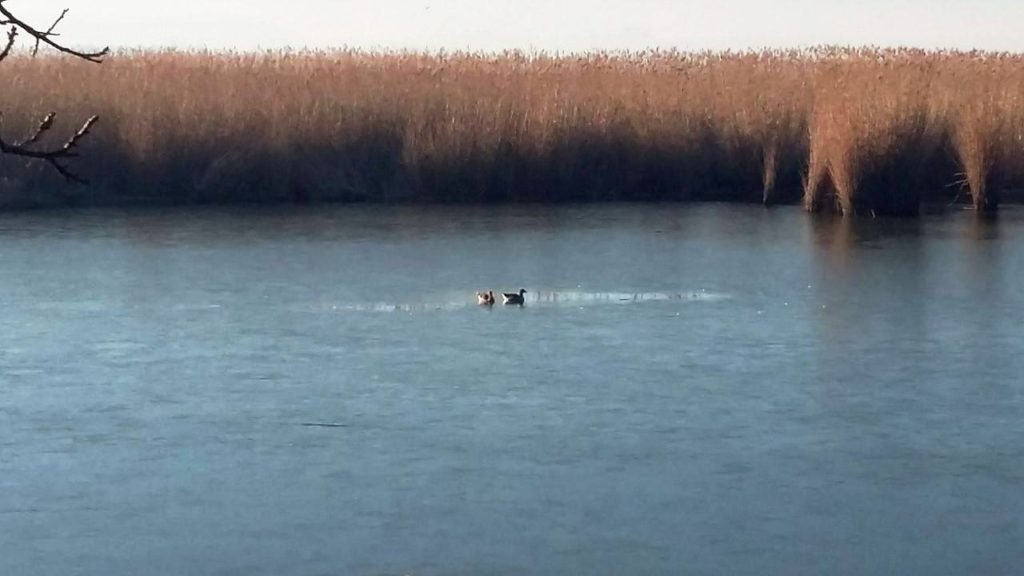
0, 25, 15, 62
33, 8, 69, 57
19, 112, 56, 147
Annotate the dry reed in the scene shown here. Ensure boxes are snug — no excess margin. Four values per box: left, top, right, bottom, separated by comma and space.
1, 47, 1023, 213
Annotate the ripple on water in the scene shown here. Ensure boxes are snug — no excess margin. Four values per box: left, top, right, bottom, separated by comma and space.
325, 289, 731, 313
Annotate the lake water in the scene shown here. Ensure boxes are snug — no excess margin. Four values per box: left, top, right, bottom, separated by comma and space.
1, 204, 1023, 575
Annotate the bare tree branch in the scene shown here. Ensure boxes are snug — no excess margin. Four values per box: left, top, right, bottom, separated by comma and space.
0, 25, 15, 62
33, 8, 69, 57
0, 1, 108, 62
0, 113, 98, 184
20, 112, 56, 147
0, 2, 106, 184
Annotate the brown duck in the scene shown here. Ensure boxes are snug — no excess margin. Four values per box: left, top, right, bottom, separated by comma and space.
476, 290, 495, 305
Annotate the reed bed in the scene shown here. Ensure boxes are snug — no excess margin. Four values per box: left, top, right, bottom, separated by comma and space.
1, 47, 1023, 214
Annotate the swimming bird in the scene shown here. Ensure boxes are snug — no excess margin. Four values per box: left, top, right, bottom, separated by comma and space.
477, 290, 495, 305
502, 289, 527, 305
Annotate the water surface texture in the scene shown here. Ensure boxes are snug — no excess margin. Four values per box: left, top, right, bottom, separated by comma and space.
2, 204, 1023, 575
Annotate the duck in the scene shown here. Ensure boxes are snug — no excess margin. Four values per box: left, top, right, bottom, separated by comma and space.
477, 290, 495, 305
502, 289, 527, 305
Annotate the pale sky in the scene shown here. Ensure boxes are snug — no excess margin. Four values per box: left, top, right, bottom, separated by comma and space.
15, 0, 1024, 53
